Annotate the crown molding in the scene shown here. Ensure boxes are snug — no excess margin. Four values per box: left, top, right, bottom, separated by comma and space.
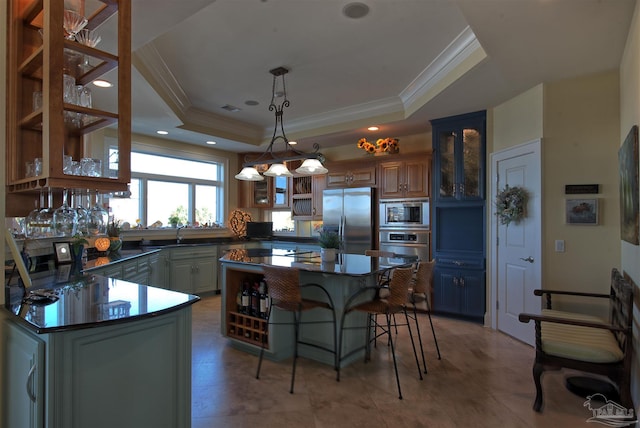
400, 26, 486, 113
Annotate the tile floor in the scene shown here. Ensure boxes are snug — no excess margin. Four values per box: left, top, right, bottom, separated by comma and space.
191, 294, 611, 427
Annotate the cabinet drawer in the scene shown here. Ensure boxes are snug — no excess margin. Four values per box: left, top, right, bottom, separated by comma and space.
170, 246, 217, 260
436, 257, 484, 269
122, 262, 139, 278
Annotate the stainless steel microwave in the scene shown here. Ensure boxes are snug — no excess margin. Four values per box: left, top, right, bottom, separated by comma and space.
379, 198, 429, 229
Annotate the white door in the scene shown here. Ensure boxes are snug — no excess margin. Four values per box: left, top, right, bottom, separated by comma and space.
491, 140, 542, 346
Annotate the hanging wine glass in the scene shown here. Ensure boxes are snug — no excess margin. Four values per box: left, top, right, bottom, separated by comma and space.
88, 190, 108, 236
25, 191, 43, 238
72, 189, 89, 236
53, 189, 78, 237
36, 189, 55, 237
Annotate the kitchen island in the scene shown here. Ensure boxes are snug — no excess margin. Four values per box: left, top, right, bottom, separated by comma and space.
219, 247, 414, 367
3, 264, 199, 428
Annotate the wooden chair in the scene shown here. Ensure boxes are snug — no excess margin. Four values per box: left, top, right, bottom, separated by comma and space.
256, 265, 338, 394
518, 268, 633, 412
337, 267, 423, 399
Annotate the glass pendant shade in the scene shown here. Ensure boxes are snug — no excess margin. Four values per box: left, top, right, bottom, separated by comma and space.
235, 167, 264, 181
263, 163, 293, 177
295, 158, 328, 175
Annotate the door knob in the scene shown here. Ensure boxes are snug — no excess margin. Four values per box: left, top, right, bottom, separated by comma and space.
520, 256, 534, 263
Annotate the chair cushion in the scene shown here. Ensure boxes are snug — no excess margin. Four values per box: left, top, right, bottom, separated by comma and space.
540, 309, 624, 363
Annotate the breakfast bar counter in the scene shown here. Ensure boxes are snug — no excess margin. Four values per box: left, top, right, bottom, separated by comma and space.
3, 267, 199, 428
219, 247, 414, 367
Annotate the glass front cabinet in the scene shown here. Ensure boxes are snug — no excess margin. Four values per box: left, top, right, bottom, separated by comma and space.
432, 110, 485, 202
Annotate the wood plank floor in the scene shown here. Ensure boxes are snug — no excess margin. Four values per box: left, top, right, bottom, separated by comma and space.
191, 294, 600, 427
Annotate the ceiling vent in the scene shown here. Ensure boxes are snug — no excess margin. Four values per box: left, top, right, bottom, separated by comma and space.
221, 104, 241, 112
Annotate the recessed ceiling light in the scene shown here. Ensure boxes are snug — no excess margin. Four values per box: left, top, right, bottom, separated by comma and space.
245, 100, 259, 106
206, 141, 216, 145
156, 130, 168, 135
368, 126, 379, 131
93, 79, 113, 88
288, 141, 297, 145
343, 2, 370, 19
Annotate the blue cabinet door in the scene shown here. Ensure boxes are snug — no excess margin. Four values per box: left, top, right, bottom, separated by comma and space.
431, 110, 486, 202
433, 265, 485, 322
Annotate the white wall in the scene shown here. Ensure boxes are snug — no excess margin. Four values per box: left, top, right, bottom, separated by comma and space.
619, 0, 640, 406
543, 70, 621, 293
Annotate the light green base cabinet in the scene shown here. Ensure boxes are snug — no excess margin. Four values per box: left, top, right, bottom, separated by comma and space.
168, 246, 218, 294
2, 308, 193, 428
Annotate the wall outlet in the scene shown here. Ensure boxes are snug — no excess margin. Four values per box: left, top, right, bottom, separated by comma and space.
555, 240, 565, 252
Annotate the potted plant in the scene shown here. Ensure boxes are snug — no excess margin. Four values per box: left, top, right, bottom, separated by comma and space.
168, 214, 180, 228
107, 220, 122, 253
317, 230, 341, 262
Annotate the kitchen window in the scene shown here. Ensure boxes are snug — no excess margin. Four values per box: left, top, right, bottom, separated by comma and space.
109, 151, 224, 227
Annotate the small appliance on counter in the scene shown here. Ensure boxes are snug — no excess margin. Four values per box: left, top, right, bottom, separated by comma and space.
245, 222, 274, 240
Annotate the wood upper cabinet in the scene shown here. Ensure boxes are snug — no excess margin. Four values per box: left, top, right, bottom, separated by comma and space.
291, 174, 325, 220
6, 0, 131, 216
326, 163, 376, 188
378, 158, 430, 199
238, 179, 273, 208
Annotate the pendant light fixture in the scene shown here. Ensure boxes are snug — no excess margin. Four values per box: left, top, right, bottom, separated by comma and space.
235, 67, 328, 181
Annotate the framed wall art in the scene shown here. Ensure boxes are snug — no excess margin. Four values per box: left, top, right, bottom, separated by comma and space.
566, 198, 599, 225
619, 125, 639, 244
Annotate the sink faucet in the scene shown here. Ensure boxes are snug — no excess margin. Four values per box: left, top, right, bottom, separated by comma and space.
176, 226, 186, 244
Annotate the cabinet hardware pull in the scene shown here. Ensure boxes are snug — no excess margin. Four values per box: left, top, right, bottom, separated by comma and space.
26, 362, 36, 402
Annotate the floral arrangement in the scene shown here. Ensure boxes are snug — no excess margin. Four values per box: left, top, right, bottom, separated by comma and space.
495, 185, 528, 225
357, 137, 399, 155
107, 219, 121, 237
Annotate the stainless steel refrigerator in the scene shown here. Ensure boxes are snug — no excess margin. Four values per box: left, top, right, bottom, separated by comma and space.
322, 187, 374, 254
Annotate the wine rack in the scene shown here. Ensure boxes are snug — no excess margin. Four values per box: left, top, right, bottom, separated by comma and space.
224, 267, 269, 348
227, 312, 268, 347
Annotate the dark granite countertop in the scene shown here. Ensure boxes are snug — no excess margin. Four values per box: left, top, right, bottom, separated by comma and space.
4, 249, 199, 334
219, 247, 415, 276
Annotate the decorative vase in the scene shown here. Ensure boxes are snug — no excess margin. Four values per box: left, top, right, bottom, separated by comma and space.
109, 237, 122, 253
320, 248, 337, 262
374, 151, 389, 156
72, 244, 84, 266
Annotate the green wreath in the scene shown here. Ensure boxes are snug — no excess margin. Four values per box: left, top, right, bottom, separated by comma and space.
495, 185, 528, 225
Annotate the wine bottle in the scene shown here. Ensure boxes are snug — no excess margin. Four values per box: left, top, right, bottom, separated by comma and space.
241, 280, 250, 314
236, 287, 242, 313
259, 281, 268, 319
251, 282, 260, 317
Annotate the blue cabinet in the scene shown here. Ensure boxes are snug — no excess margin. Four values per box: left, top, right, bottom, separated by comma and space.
431, 111, 486, 322
433, 259, 485, 322
432, 110, 485, 202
